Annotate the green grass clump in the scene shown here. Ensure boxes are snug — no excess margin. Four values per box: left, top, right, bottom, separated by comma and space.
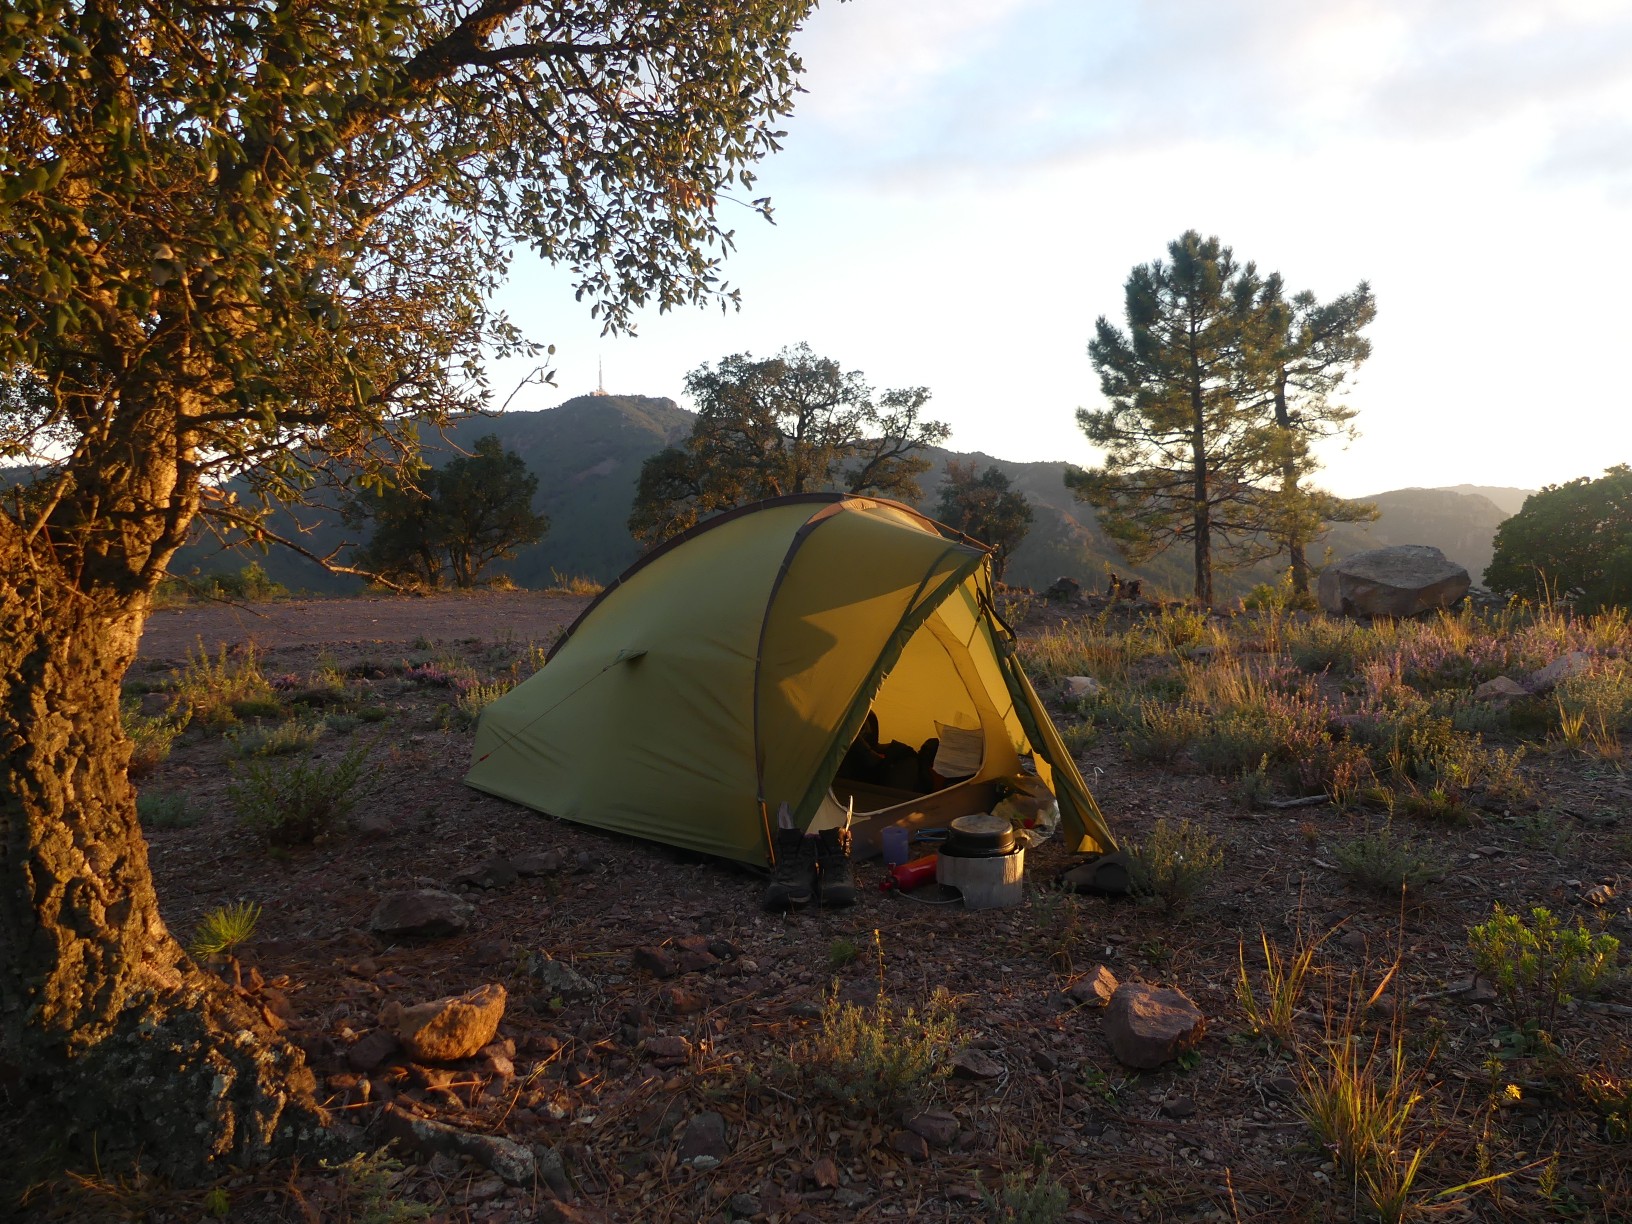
1468, 904, 1620, 1034
789, 987, 958, 1117
122, 700, 187, 778
229, 745, 369, 845
1332, 824, 1447, 897
136, 792, 197, 829
188, 901, 261, 957
1126, 818, 1223, 913
984, 1166, 1070, 1223
229, 718, 325, 757
171, 641, 276, 729
450, 679, 511, 729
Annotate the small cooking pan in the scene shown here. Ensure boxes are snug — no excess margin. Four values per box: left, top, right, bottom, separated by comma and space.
941, 813, 1017, 859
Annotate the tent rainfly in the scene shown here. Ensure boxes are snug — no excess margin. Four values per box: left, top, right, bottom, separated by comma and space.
465, 494, 1115, 866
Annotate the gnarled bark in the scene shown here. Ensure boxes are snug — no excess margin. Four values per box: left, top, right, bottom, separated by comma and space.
0, 529, 337, 1181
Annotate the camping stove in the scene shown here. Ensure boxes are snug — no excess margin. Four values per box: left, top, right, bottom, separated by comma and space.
936, 813, 1025, 909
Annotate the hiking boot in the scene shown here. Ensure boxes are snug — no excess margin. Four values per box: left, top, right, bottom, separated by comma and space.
815, 827, 857, 907
763, 826, 817, 911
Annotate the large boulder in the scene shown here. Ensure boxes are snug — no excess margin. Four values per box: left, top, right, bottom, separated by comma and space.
1317, 545, 1471, 618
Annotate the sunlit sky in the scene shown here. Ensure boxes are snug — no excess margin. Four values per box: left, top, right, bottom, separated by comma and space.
491, 0, 1632, 499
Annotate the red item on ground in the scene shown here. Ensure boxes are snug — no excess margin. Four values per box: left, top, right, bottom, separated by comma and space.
881, 854, 938, 892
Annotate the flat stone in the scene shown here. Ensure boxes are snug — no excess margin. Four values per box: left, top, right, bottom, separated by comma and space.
633, 946, 678, 979
1104, 982, 1206, 1070
904, 1107, 959, 1147
1473, 676, 1530, 703
1160, 1095, 1196, 1119
529, 956, 597, 999
1529, 651, 1593, 694
452, 856, 519, 890
727, 1194, 761, 1217
678, 1111, 728, 1165
346, 1027, 400, 1073
368, 889, 474, 938
950, 1048, 1004, 1080
1064, 675, 1102, 699
889, 1130, 930, 1161
1068, 964, 1119, 1007
644, 1035, 692, 1061
658, 984, 707, 1015
381, 983, 506, 1063
511, 849, 565, 876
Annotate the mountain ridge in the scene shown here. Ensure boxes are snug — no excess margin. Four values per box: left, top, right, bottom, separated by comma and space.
136, 393, 1533, 598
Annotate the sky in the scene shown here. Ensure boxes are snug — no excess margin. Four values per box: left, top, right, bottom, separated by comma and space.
490, 0, 1632, 499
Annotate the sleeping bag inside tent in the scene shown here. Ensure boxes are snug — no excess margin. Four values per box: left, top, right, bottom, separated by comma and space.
465, 494, 1115, 866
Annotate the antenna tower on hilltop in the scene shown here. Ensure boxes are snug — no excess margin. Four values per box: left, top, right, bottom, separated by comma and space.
594, 357, 608, 397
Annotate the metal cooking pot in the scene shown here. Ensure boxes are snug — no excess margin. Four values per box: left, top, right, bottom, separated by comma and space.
941, 813, 1018, 859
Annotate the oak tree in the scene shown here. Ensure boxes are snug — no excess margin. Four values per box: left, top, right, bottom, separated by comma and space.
1485, 466, 1632, 612
353, 435, 547, 588
629, 344, 949, 545
935, 460, 1033, 581
0, 0, 819, 1178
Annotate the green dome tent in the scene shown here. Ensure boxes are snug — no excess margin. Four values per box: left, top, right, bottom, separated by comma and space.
465, 494, 1115, 866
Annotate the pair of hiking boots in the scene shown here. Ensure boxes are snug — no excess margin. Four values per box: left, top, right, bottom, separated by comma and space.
763, 826, 856, 910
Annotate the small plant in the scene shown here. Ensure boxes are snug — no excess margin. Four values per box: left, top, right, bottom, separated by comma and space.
788, 987, 958, 1117
228, 717, 325, 757
984, 1166, 1069, 1223
1126, 818, 1223, 912
545, 568, 604, 597
188, 901, 261, 957
1467, 904, 1620, 1034
1296, 1022, 1432, 1223
229, 745, 370, 845
1332, 824, 1446, 897
136, 791, 197, 829
828, 937, 860, 969
1511, 809, 1576, 855
450, 679, 511, 729
170, 640, 277, 728
1237, 927, 1326, 1045
121, 700, 187, 778
319, 1148, 431, 1224
1123, 699, 1208, 763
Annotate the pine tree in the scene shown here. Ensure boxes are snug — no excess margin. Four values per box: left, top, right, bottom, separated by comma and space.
1066, 231, 1290, 606
1248, 277, 1378, 594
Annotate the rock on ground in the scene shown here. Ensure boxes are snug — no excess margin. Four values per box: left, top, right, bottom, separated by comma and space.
382, 983, 506, 1062
369, 889, 475, 938
1317, 545, 1471, 619
1104, 982, 1206, 1070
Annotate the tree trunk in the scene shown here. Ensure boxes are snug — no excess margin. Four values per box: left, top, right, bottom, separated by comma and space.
1190, 359, 1213, 608
0, 534, 336, 1182
1273, 366, 1310, 594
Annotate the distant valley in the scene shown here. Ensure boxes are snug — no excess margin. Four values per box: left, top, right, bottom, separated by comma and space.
169, 394, 1532, 601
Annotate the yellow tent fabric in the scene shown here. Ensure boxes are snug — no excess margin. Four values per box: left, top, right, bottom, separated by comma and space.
465, 494, 1115, 865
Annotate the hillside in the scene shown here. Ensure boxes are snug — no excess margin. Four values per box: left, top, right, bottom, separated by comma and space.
151, 394, 1527, 600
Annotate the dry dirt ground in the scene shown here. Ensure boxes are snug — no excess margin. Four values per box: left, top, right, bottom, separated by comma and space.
12, 594, 1632, 1222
